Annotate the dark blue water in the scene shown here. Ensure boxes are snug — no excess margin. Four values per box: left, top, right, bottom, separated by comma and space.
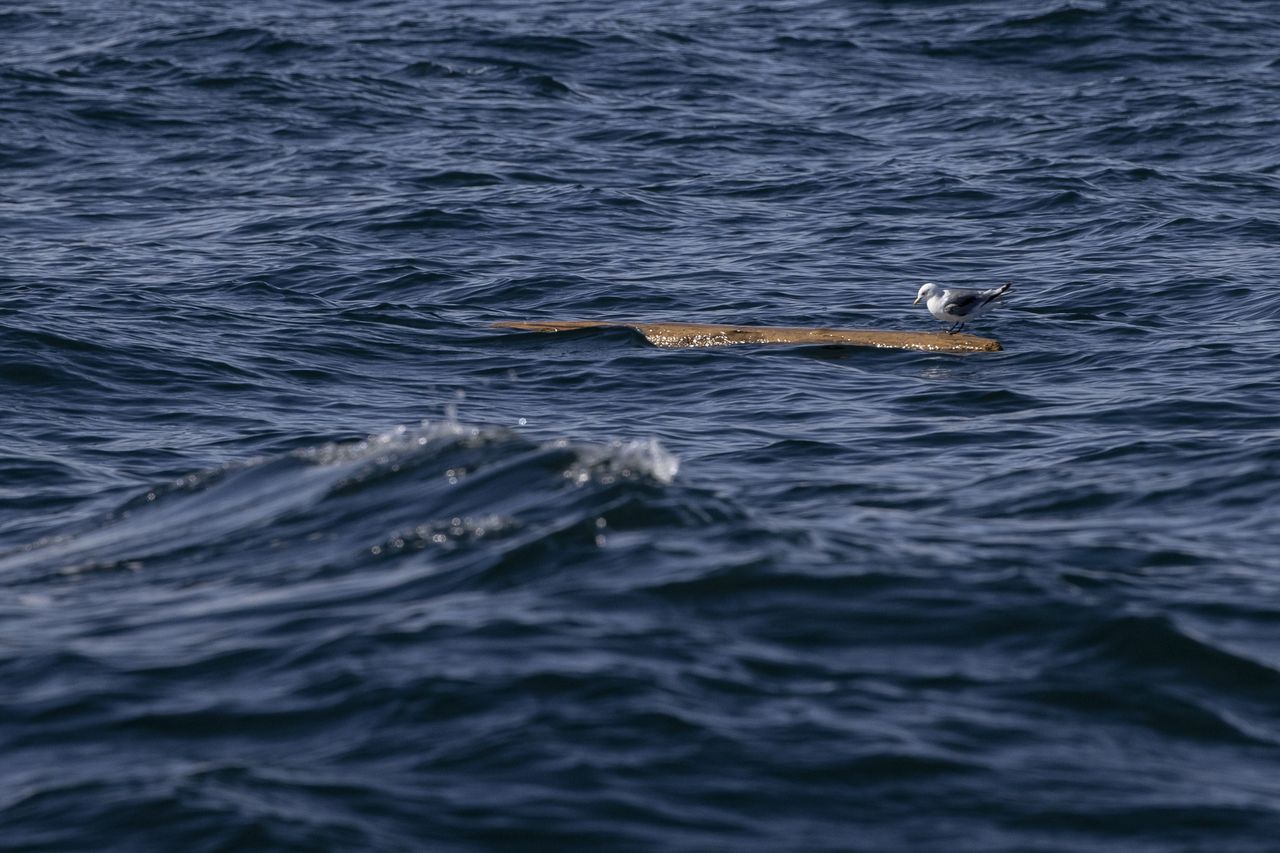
4, 1, 1280, 850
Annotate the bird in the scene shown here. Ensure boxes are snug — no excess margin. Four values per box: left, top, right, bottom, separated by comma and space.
914, 282, 1012, 334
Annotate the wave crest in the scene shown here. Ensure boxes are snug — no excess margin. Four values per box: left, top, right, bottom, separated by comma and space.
0, 421, 679, 580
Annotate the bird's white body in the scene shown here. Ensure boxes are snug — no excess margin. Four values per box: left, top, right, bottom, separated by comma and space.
914, 282, 1011, 332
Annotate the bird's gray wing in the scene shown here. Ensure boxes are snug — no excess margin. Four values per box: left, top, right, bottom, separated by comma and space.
942, 291, 986, 316
944, 286, 1008, 316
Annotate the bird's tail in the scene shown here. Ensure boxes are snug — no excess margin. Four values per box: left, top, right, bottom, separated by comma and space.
978, 282, 1013, 311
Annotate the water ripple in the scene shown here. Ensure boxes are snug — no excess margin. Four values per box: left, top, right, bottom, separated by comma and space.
5, 1, 1280, 850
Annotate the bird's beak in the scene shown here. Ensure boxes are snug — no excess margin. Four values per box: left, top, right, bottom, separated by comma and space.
912, 295, 922, 305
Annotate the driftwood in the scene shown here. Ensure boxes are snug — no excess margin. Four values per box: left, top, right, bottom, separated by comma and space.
493, 320, 1001, 353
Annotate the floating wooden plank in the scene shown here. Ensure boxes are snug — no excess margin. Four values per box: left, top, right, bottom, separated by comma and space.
494, 320, 1001, 353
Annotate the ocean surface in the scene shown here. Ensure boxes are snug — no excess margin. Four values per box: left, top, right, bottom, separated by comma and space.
4, 1, 1280, 850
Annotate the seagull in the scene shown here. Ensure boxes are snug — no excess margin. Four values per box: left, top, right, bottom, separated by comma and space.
914, 282, 1012, 334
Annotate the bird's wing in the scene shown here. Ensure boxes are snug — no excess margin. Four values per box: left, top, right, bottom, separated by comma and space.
943, 286, 1007, 316
942, 290, 986, 316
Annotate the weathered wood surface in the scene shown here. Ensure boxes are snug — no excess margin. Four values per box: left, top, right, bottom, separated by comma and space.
493, 320, 1001, 353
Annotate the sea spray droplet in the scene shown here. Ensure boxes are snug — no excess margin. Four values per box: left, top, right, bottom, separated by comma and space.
608, 437, 680, 484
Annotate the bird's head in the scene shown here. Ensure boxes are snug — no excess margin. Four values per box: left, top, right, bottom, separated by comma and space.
913, 282, 938, 305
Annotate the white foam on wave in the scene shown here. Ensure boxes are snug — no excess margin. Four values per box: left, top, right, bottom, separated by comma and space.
298, 419, 680, 486
296, 419, 479, 467
565, 436, 680, 486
